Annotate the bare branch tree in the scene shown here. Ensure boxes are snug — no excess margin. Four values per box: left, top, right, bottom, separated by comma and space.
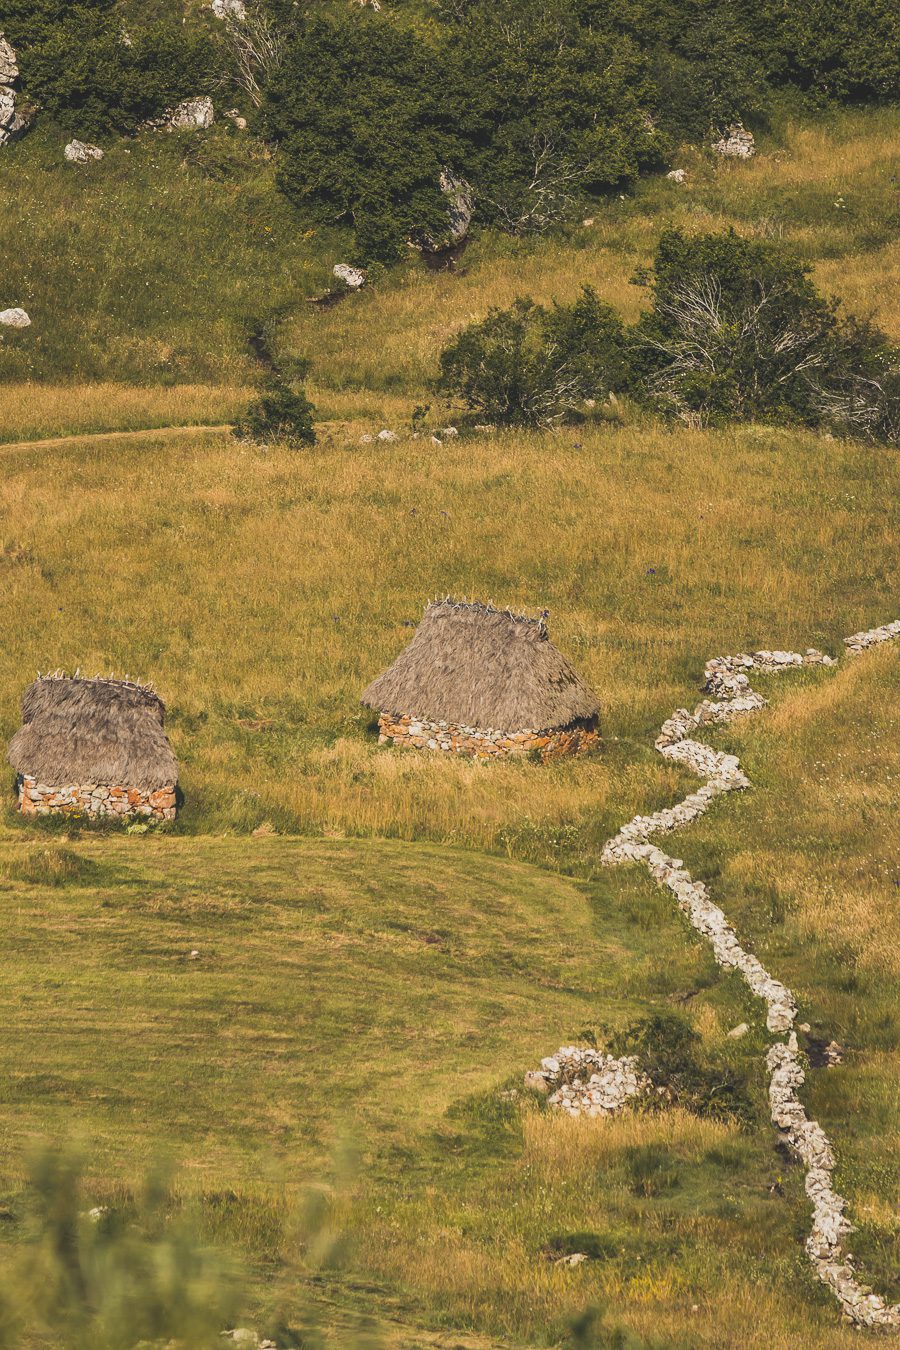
219, 4, 287, 108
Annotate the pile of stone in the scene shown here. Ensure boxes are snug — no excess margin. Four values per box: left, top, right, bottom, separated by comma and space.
712, 123, 755, 158
844, 619, 900, 654
525, 1047, 648, 1118
601, 620, 900, 1326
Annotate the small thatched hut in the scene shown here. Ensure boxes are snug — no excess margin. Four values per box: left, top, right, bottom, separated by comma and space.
361, 599, 600, 760
8, 675, 178, 819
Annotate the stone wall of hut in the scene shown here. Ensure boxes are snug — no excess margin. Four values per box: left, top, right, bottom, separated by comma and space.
17, 775, 177, 820
377, 714, 599, 761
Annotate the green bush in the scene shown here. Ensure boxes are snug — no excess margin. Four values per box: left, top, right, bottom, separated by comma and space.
234, 368, 317, 448
630, 229, 900, 442
263, 4, 663, 262
263, 14, 457, 263
0, 1149, 238, 1348
4, 2, 221, 139
609, 1012, 754, 1123
438, 288, 628, 426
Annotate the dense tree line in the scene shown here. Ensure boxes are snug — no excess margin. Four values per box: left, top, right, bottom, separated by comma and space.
4, 0, 899, 256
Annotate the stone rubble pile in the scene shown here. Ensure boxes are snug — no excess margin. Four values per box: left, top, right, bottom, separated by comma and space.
712, 123, 756, 158
601, 622, 900, 1328
844, 619, 900, 654
526, 1047, 649, 1118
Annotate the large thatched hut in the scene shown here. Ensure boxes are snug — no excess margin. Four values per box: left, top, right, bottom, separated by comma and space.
361, 599, 600, 760
8, 675, 178, 819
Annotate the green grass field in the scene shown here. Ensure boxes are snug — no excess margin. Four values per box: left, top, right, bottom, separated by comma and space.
0, 106, 897, 1347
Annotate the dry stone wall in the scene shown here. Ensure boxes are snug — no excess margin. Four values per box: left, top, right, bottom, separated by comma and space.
18, 775, 176, 821
601, 620, 900, 1329
377, 713, 599, 761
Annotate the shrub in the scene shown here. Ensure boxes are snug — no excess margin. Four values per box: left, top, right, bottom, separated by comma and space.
438, 288, 628, 426
3, 1149, 238, 1347
234, 367, 316, 448
263, 14, 458, 263
609, 1012, 754, 1123
5, 2, 221, 139
630, 229, 900, 442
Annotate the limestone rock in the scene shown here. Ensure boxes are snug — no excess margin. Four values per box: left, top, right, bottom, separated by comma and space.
212, 0, 247, 16
65, 139, 104, 164
666, 168, 686, 183
727, 1022, 749, 1039
0, 307, 30, 328
712, 123, 755, 159
528, 1045, 649, 1118
439, 169, 474, 245
333, 263, 366, 289
0, 34, 17, 83
169, 96, 214, 131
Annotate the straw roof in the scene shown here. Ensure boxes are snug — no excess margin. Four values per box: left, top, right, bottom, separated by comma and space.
361, 600, 599, 732
8, 675, 178, 791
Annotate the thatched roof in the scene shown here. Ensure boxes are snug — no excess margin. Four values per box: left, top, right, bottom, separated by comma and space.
8, 675, 178, 791
361, 600, 599, 732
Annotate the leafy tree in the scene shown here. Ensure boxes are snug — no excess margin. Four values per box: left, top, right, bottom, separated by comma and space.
438, 288, 627, 426
629, 229, 900, 442
263, 14, 459, 263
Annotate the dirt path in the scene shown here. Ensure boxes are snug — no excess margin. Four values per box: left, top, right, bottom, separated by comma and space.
0, 423, 233, 453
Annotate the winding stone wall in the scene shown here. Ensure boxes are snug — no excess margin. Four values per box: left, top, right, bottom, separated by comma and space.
377, 713, 599, 761
17, 775, 176, 821
601, 621, 900, 1329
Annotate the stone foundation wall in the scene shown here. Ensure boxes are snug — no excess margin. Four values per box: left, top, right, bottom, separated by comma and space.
377, 714, 599, 761
17, 775, 177, 820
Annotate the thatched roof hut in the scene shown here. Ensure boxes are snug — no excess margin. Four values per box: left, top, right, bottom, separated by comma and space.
362, 601, 599, 756
8, 675, 178, 794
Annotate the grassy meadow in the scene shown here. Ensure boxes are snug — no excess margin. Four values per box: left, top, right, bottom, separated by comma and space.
0, 105, 897, 1347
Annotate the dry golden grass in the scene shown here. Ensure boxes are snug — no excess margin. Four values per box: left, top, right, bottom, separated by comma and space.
0, 420, 894, 854
0, 382, 249, 443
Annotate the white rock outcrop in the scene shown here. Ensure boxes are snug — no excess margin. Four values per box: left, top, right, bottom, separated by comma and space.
0, 307, 31, 328
64, 139, 104, 163
602, 622, 900, 1328
212, 0, 247, 17
168, 96, 214, 131
712, 123, 755, 158
333, 263, 366, 290
0, 32, 28, 148
666, 168, 686, 183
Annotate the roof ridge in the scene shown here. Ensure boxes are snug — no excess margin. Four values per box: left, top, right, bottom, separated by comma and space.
425, 596, 549, 631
